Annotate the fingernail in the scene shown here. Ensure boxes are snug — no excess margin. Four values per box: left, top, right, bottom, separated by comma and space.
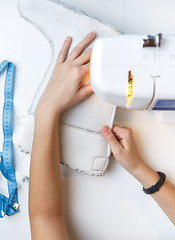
66, 36, 71, 41
101, 126, 110, 135
88, 30, 96, 38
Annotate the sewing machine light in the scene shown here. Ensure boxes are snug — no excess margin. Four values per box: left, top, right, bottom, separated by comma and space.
82, 72, 89, 86
126, 70, 133, 108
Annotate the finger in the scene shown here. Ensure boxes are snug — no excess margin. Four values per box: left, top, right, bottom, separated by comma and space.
80, 63, 90, 86
112, 125, 133, 148
80, 63, 89, 76
74, 48, 92, 65
113, 125, 133, 139
67, 31, 96, 61
101, 126, 123, 154
56, 36, 72, 64
73, 63, 89, 82
81, 72, 90, 86
77, 84, 93, 102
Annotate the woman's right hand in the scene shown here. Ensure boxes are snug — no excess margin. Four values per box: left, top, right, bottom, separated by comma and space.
101, 125, 145, 177
101, 125, 160, 188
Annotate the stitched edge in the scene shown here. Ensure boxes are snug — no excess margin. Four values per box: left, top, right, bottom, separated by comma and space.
45, 0, 123, 33
60, 121, 101, 135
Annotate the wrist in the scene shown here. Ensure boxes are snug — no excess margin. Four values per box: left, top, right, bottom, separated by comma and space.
132, 161, 160, 188
35, 105, 61, 123
35, 99, 63, 119
34, 108, 60, 129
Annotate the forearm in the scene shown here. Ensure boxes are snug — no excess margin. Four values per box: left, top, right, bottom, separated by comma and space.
29, 113, 64, 218
27, 33, 94, 239
133, 162, 175, 225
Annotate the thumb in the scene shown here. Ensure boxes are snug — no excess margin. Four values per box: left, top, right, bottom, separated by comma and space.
101, 126, 122, 154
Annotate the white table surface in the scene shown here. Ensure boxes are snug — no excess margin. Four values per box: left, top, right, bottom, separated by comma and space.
0, 0, 175, 239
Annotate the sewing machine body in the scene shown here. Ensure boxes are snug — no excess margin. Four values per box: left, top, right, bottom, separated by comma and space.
90, 34, 175, 111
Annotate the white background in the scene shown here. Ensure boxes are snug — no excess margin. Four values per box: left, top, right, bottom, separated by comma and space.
0, 0, 175, 239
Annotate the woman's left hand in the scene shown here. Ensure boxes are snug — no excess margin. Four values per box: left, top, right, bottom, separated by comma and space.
35, 31, 96, 120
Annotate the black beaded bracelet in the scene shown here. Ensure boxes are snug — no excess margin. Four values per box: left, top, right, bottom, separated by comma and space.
143, 171, 166, 194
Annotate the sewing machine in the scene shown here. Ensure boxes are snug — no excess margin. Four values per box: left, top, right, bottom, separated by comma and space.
90, 34, 175, 112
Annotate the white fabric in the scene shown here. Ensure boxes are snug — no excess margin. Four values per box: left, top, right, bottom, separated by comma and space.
18, 0, 121, 175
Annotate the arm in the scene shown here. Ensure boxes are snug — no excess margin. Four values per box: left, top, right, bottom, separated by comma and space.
29, 31, 96, 240
101, 125, 175, 225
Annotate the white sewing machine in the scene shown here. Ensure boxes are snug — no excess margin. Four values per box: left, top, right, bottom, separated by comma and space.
90, 34, 175, 112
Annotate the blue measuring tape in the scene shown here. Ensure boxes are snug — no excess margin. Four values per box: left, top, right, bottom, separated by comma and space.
0, 60, 19, 218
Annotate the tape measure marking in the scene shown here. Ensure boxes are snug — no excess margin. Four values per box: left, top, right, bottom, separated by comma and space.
0, 60, 19, 218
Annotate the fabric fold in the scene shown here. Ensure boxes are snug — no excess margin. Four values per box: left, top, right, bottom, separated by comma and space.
18, 0, 121, 175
